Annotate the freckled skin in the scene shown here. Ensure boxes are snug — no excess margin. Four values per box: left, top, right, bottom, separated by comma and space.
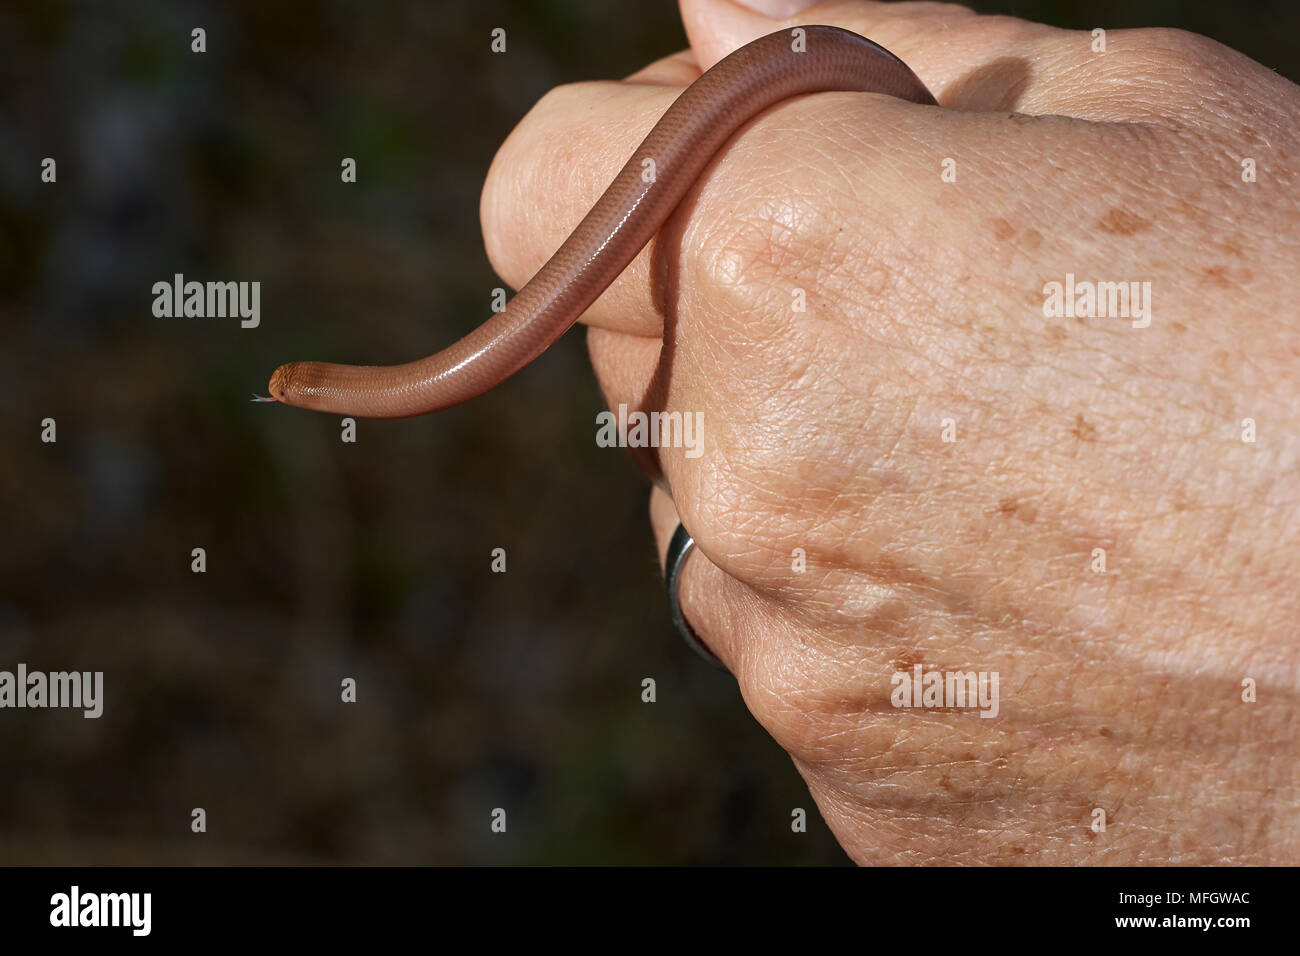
1098, 207, 1151, 236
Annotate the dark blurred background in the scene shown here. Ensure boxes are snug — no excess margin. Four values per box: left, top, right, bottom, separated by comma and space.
0, 0, 1295, 865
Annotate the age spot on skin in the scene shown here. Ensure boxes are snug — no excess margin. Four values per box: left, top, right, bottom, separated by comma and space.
1098, 207, 1151, 236
1202, 265, 1232, 288
1201, 265, 1252, 288
989, 218, 1043, 253
996, 497, 1037, 522
1072, 414, 1099, 441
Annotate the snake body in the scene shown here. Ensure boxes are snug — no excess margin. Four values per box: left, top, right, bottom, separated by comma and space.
265, 26, 935, 418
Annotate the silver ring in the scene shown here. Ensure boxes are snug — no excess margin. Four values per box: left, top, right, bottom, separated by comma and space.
666, 523, 722, 665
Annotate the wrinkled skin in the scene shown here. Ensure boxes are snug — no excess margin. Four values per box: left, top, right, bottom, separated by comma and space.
480, 0, 1300, 863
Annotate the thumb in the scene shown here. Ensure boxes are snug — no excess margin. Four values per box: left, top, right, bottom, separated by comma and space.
678, 0, 824, 69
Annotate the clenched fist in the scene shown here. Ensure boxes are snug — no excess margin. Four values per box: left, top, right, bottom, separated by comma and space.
480, 0, 1300, 864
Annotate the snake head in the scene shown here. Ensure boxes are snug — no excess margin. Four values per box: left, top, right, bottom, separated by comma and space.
263, 364, 293, 404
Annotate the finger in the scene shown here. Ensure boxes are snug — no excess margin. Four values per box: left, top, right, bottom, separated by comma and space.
681, 0, 995, 95
481, 75, 684, 337
649, 484, 750, 671
624, 48, 702, 86
679, 0, 1199, 120
482, 23, 947, 343
587, 326, 667, 482
482, 2, 1153, 354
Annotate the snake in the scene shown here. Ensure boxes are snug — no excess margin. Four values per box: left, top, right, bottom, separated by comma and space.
261, 26, 935, 418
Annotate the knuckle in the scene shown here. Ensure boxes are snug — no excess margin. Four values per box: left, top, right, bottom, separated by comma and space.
693, 186, 827, 303
688, 158, 864, 339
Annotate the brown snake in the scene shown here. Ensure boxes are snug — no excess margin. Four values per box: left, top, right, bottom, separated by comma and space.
262, 26, 935, 418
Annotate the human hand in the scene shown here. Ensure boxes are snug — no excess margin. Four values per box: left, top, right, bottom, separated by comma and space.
480, 0, 1300, 863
